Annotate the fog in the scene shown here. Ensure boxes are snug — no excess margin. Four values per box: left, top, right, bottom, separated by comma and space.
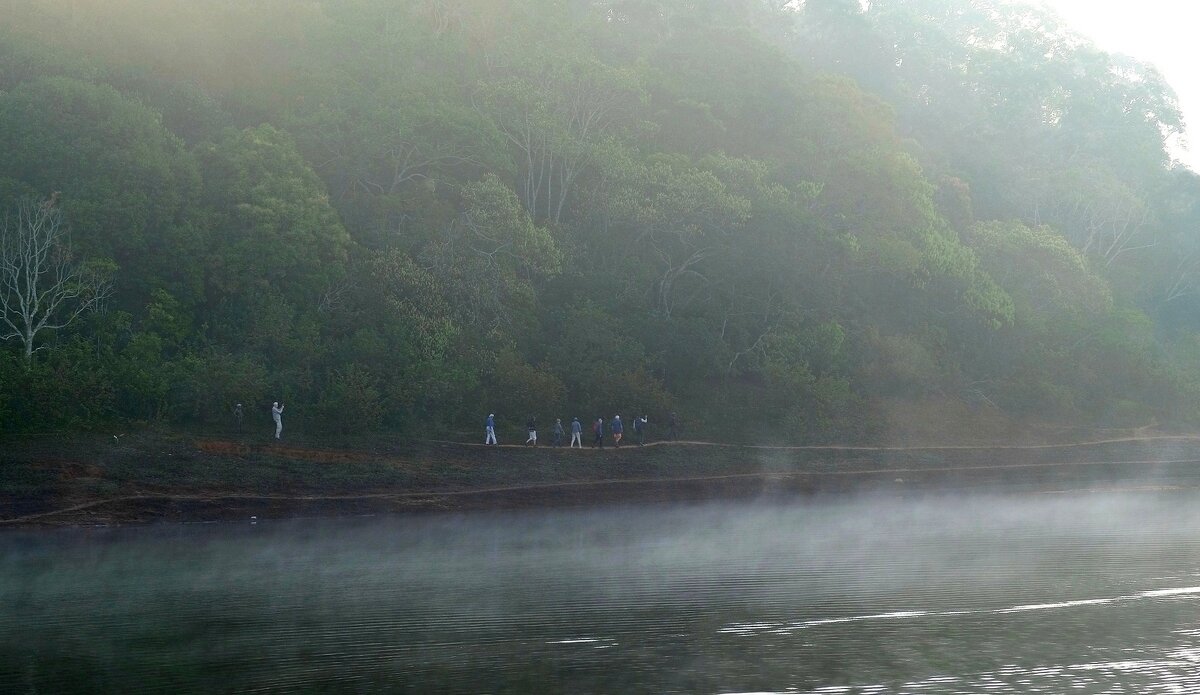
4, 491, 1200, 692
5, 0, 1200, 690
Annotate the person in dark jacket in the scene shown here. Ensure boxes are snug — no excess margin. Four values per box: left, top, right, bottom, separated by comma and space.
592, 417, 604, 448
526, 417, 538, 446
634, 415, 647, 445
553, 418, 565, 447
611, 415, 624, 447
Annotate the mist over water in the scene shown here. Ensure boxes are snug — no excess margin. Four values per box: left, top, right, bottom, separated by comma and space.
3, 492, 1200, 693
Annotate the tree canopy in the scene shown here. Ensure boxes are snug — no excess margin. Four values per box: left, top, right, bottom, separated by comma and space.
2, 0, 1199, 440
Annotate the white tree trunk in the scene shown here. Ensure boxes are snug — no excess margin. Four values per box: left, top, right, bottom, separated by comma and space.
0, 197, 112, 362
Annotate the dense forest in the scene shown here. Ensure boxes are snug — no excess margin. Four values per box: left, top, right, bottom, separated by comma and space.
1, 0, 1199, 442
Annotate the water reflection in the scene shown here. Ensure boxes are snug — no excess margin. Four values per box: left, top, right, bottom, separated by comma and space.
2, 492, 1200, 693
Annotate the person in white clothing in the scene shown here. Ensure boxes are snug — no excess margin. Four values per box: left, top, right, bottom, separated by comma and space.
272, 401, 284, 440
485, 413, 497, 445
569, 417, 583, 448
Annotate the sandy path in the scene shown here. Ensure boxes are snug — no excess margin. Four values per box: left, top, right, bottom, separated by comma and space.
434, 434, 1200, 452
7, 445, 1200, 524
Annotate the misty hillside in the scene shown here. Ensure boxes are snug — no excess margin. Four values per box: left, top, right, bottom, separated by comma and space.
2, 0, 1199, 441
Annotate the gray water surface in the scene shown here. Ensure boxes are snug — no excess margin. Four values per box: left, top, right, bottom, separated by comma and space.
3, 493, 1200, 693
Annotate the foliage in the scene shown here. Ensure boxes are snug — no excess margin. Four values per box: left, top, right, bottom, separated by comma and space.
0, 0, 1198, 440
314, 365, 385, 434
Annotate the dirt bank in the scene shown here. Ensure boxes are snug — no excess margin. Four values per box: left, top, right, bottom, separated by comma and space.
3, 431, 1200, 526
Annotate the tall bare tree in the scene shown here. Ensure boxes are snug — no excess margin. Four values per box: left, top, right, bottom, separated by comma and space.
0, 197, 112, 362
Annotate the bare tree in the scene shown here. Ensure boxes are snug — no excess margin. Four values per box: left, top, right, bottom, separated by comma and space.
0, 197, 112, 362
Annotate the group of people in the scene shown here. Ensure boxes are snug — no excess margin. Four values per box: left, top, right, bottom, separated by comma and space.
485, 413, 678, 448
233, 401, 286, 440
236, 402, 679, 448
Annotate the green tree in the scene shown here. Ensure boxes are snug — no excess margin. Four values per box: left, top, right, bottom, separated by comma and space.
0, 77, 200, 304
198, 124, 351, 309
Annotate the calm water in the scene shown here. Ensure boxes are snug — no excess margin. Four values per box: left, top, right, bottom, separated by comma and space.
3, 493, 1200, 693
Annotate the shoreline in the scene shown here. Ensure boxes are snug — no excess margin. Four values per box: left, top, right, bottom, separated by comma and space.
4, 432, 1200, 528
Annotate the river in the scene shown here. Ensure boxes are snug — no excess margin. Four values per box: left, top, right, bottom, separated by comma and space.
3, 492, 1200, 693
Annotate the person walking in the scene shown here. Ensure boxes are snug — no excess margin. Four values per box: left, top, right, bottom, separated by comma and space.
553, 418, 565, 447
570, 417, 583, 448
234, 403, 244, 432
611, 415, 623, 447
485, 413, 498, 445
271, 401, 284, 440
668, 411, 679, 441
526, 416, 538, 446
635, 415, 647, 446
592, 417, 604, 448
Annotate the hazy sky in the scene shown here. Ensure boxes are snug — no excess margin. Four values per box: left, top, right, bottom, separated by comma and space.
1033, 0, 1199, 170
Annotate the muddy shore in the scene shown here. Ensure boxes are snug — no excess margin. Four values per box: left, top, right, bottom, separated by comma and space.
3, 431, 1200, 527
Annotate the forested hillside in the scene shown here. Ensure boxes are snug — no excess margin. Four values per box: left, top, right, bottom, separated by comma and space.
2, 0, 1199, 441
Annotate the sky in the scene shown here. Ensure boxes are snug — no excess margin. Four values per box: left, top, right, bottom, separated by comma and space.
1032, 0, 1200, 170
